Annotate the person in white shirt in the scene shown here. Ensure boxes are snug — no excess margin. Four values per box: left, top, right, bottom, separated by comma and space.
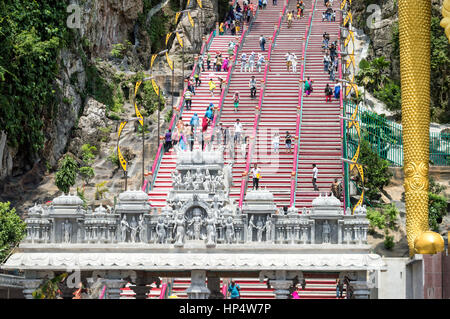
248, 51, 256, 72
285, 52, 292, 72
251, 163, 261, 190
257, 54, 265, 73
234, 119, 243, 143
272, 133, 280, 153
291, 53, 298, 73
240, 52, 247, 72
312, 164, 319, 191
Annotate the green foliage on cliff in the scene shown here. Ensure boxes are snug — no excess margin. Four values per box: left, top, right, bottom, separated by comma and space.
357, 138, 392, 202
0, 1, 68, 155
428, 177, 448, 232
366, 204, 399, 250
55, 154, 78, 194
0, 202, 26, 262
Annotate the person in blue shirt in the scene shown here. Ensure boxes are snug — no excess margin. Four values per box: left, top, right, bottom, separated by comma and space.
205, 103, 214, 120
334, 81, 341, 99
190, 113, 200, 134
228, 280, 240, 299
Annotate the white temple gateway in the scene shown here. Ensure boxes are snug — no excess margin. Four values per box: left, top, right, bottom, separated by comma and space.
0, 150, 390, 299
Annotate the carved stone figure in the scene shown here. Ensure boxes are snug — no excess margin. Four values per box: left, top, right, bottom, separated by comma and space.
224, 216, 235, 244
247, 215, 254, 242
301, 227, 308, 243
203, 169, 212, 192
323, 220, 331, 244
205, 212, 217, 246
138, 215, 147, 243
193, 168, 204, 191
265, 217, 272, 242
63, 219, 72, 243
171, 170, 182, 190
189, 209, 204, 240
255, 217, 264, 242
156, 217, 167, 244
183, 171, 193, 190
173, 213, 186, 246
120, 215, 129, 242
211, 196, 221, 219
215, 169, 225, 192
77, 225, 83, 243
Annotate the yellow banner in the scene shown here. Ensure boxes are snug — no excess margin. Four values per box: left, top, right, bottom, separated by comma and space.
134, 80, 142, 97
352, 189, 364, 215
166, 32, 173, 46
152, 79, 160, 96
166, 52, 174, 70
118, 121, 127, 138
187, 0, 191, 6
345, 30, 354, 47
135, 102, 144, 127
175, 12, 181, 24
151, 54, 157, 69
176, 32, 183, 48
343, 11, 353, 26
196, 0, 202, 8
341, 0, 346, 10
350, 143, 360, 171
118, 146, 127, 172
188, 12, 194, 27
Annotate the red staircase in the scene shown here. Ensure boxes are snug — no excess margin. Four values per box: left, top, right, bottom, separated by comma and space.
148, 34, 236, 208
295, 0, 343, 209
217, 3, 285, 205
247, 0, 312, 208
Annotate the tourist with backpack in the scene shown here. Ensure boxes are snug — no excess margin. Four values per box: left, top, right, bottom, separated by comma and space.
208, 78, 216, 97
259, 35, 266, 51
190, 113, 200, 134
240, 52, 248, 72
272, 132, 280, 153
334, 80, 341, 99
184, 90, 192, 110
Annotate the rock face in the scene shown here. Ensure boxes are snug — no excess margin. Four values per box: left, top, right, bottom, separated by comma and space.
0, 131, 14, 181
79, 0, 144, 57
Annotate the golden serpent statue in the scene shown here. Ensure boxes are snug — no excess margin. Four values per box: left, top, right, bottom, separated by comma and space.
399, 0, 446, 256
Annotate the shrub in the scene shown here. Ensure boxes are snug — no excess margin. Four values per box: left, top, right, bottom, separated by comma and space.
0, 202, 26, 262
55, 155, 78, 194
95, 181, 109, 200
80, 144, 97, 165
79, 166, 95, 186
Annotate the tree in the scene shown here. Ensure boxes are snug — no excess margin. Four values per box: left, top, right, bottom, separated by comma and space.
428, 177, 448, 232
79, 166, 95, 186
80, 144, 97, 165
32, 273, 68, 299
55, 155, 78, 194
0, 202, 26, 262
357, 138, 392, 201
366, 204, 399, 249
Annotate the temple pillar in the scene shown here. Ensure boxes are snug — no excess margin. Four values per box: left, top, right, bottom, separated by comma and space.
207, 275, 224, 299
270, 280, 292, 299
186, 270, 210, 299
22, 279, 43, 299
104, 279, 127, 299
351, 281, 370, 299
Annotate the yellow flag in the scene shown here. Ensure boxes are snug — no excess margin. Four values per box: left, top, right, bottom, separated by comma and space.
187, 0, 191, 6
188, 12, 194, 27
166, 52, 174, 70
345, 30, 354, 47
343, 11, 353, 26
135, 102, 144, 127
352, 189, 364, 215
152, 79, 160, 96
151, 54, 157, 69
196, 0, 202, 8
175, 12, 181, 24
118, 121, 127, 138
341, 0, 347, 10
166, 32, 173, 46
176, 32, 183, 48
134, 80, 142, 97
118, 146, 127, 172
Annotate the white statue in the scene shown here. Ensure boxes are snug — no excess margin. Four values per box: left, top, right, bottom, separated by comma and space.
120, 215, 129, 242
63, 219, 72, 244
301, 227, 307, 243
215, 169, 225, 192
265, 217, 272, 242
156, 217, 167, 244
129, 216, 138, 243
189, 209, 203, 240
173, 213, 186, 246
203, 169, 212, 192
138, 215, 147, 243
171, 170, 182, 190
193, 168, 204, 191
323, 220, 331, 244
205, 212, 217, 246
255, 217, 264, 242
224, 216, 235, 244
247, 215, 254, 242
